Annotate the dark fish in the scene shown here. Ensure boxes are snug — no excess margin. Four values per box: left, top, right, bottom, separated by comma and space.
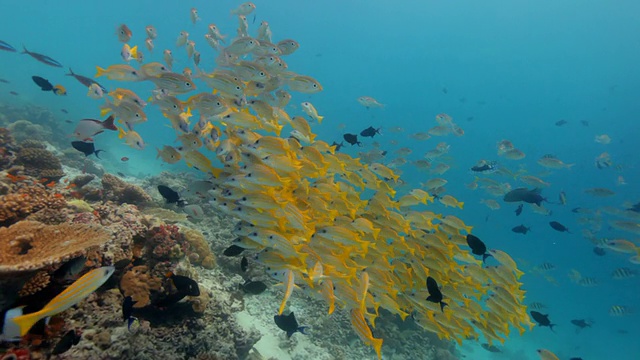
157, 185, 186, 207
0, 40, 16, 52
21, 46, 63, 67
360, 126, 381, 138
530, 311, 555, 331
593, 247, 606, 256
511, 225, 530, 234
65, 120, 73, 124
481, 343, 501, 353
555, 119, 568, 126
32, 75, 54, 91
53, 255, 86, 283
503, 188, 545, 206
466, 234, 490, 262
571, 207, 583, 213
470, 161, 497, 173
571, 319, 592, 329
223, 244, 245, 257
71, 141, 103, 158
240, 256, 248, 272
114, 258, 131, 269
52, 329, 81, 355
123, 296, 138, 329
580, 120, 589, 127
515, 204, 523, 216
425, 276, 447, 312
61, 109, 68, 114
331, 141, 344, 152
627, 201, 640, 213
240, 279, 267, 294
442, 87, 448, 94
66, 68, 107, 91
343, 133, 362, 146
252, 14, 256, 24
117, 172, 126, 177
274, 311, 308, 338
170, 274, 200, 296
9, 91, 18, 95
549, 221, 570, 233
570, 358, 584, 360
0, 78, 10, 83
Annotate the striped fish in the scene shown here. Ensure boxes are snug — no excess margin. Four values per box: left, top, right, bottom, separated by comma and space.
611, 267, 637, 279
10, 266, 115, 336
609, 305, 633, 317
350, 308, 383, 360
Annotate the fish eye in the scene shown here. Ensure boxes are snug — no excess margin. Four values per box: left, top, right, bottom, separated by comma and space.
135, 113, 140, 117
251, 232, 257, 236
313, 84, 318, 88
186, 82, 192, 87
242, 197, 247, 201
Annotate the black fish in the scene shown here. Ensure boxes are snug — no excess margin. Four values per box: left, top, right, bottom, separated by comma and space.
274, 311, 308, 338
580, 120, 589, 127
593, 247, 606, 256
224, 244, 245, 256
530, 311, 555, 331
466, 234, 490, 262
360, 126, 381, 138
157, 185, 186, 207
71, 141, 103, 158
570, 358, 584, 360
331, 141, 344, 152
425, 276, 447, 312
241, 256, 248, 272
555, 119, 568, 126
61, 109, 68, 114
0, 78, 9, 83
117, 172, 126, 177
156, 273, 200, 307
571, 319, 592, 329
549, 221, 570, 233
53, 255, 86, 283
512, 225, 530, 234
343, 133, 362, 146
66, 68, 107, 91
32, 75, 54, 91
21, 45, 63, 67
240, 279, 267, 294
515, 204, 523, 216
571, 207, 583, 213
481, 343, 501, 353
123, 296, 138, 330
0, 40, 16, 52
470, 161, 497, 173
503, 188, 545, 206
52, 329, 81, 355
627, 201, 640, 213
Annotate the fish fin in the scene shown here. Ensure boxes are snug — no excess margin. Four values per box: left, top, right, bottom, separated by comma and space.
130, 45, 138, 59
103, 115, 117, 130
10, 311, 43, 336
100, 108, 111, 117
317, 115, 324, 124
66, 68, 74, 76
95, 66, 106, 78
95, 150, 104, 159
458, 202, 464, 209
118, 127, 126, 139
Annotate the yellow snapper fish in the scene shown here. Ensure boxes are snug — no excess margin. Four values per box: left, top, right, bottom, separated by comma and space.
439, 195, 464, 209
277, 39, 300, 55
163, 49, 174, 70
286, 75, 322, 93
147, 72, 196, 94
145, 25, 157, 39
190, 7, 200, 24
357, 96, 384, 109
536, 349, 559, 360
121, 43, 138, 62
225, 37, 259, 56
231, 2, 256, 15
350, 308, 383, 360
109, 88, 147, 108
87, 83, 104, 99
301, 102, 324, 123
145, 38, 154, 52
183, 150, 222, 177
176, 31, 189, 47
9, 266, 115, 336
207, 24, 227, 43
156, 145, 182, 164
118, 127, 145, 150
140, 62, 170, 78
95, 64, 140, 81
278, 269, 296, 315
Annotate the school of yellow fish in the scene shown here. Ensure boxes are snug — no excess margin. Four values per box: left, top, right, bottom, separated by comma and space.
94, 3, 530, 358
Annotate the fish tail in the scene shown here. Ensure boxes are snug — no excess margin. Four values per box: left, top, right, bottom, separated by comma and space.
20, 45, 28, 54
11, 311, 43, 336
95, 150, 104, 159
103, 115, 117, 131
118, 127, 126, 139
316, 115, 324, 124
440, 301, 448, 312
95, 66, 106, 78
371, 337, 383, 360
66, 68, 74, 76
297, 326, 309, 335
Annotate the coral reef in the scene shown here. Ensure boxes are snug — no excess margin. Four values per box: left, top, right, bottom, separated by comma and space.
0, 182, 66, 226
181, 227, 216, 269
6, 119, 52, 143
102, 173, 153, 205
0, 127, 18, 170
18, 270, 51, 297
15, 144, 65, 181
142, 207, 189, 224
70, 173, 96, 188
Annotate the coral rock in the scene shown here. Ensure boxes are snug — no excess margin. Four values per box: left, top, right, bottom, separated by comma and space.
0, 183, 66, 226
0, 220, 110, 274
102, 173, 152, 205
0, 127, 18, 170
18, 270, 51, 297
70, 173, 96, 188
181, 227, 216, 269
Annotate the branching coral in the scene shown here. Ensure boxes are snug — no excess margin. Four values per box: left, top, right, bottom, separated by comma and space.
102, 173, 152, 205
0, 220, 110, 274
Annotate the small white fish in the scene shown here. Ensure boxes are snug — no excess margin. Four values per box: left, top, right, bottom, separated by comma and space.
184, 204, 204, 220
87, 83, 104, 99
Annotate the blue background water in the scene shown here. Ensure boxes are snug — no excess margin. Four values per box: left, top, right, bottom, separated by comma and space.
1, 1, 639, 359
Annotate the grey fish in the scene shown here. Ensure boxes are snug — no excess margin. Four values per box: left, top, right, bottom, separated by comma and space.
21, 45, 62, 67
66, 68, 107, 91
0, 40, 16, 52
503, 188, 545, 206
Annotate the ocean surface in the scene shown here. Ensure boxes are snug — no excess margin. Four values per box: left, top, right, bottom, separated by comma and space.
1, 1, 639, 359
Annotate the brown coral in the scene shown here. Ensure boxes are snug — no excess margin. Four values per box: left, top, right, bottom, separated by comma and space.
27, 207, 69, 225
120, 265, 162, 308
0, 221, 110, 274
102, 173, 152, 205
0, 127, 18, 170
18, 270, 51, 297
70, 174, 96, 188
0, 183, 66, 226
15, 146, 64, 181
181, 227, 216, 269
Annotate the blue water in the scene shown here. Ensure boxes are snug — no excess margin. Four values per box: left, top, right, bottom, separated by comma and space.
1, 1, 639, 359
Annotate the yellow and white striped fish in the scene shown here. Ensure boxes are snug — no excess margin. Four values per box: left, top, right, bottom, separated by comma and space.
10, 266, 115, 336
